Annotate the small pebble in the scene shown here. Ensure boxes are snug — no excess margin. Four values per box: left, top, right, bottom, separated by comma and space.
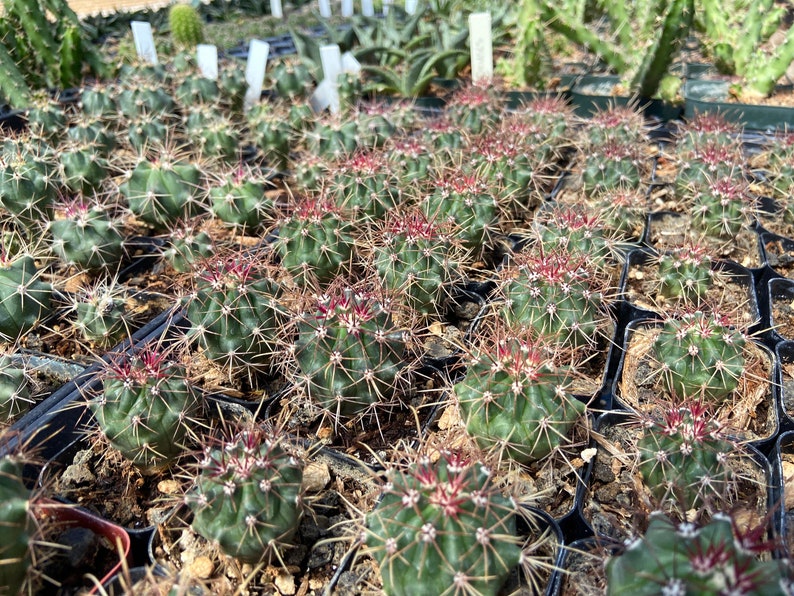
157, 479, 180, 494
275, 570, 296, 595
187, 555, 214, 579
302, 461, 330, 492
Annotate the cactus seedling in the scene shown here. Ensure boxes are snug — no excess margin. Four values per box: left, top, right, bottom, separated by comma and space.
185, 428, 304, 563
169, 4, 204, 50
209, 164, 276, 230
364, 450, 523, 596
637, 404, 734, 511
49, 196, 125, 271
71, 279, 131, 349
691, 177, 755, 241
455, 333, 586, 463
0, 252, 53, 343
90, 346, 198, 470
650, 310, 745, 403
656, 242, 714, 303
161, 224, 215, 274
606, 512, 792, 595
292, 283, 408, 420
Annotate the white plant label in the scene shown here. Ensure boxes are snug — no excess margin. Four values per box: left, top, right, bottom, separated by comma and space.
469, 12, 493, 84
341, 0, 353, 17
131, 21, 158, 65
270, 0, 283, 18
320, 44, 343, 114
244, 39, 270, 110
310, 79, 334, 113
362, 0, 374, 16
196, 44, 218, 80
341, 51, 361, 74
383, 0, 392, 14
405, 0, 418, 15
318, 0, 331, 18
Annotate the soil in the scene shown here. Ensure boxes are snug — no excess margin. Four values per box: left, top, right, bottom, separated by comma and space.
777, 358, 794, 423
763, 235, 794, 278
621, 259, 759, 329
646, 212, 763, 269
555, 539, 612, 596
771, 291, 794, 341
581, 415, 770, 543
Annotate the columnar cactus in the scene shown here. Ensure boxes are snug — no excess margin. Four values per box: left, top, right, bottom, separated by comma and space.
184, 252, 286, 374
364, 450, 523, 596
90, 347, 198, 469
275, 197, 356, 287
606, 512, 792, 595
49, 197, 125, 271
650, 310, 745, 403
185, 429, 304, 563
455, 334, 586, 463
0, 355, 31, 422
169, 4, 204, 50
637, 404, 734, 510
371, 209, 464, 316
0, 455, 33, 594
656, 243, 714, 303
119, 153, 205, 230
0, 253, 53, 343
292, 284, 407, 420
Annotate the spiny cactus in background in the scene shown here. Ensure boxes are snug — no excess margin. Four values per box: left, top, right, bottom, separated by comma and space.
90, 346, 198, 469
305, 117, 360, 160
270, 60, 313, 99
521, 95, 573, 149
676, 112, 741, 154
421, 117, 465, 156
584, 104, 648, 148
636, 404, 735, 511
582, 141, 643, 192
209, 165, 276, 229
0, 355, 31, 422
119, 152, 205, 231
0, 455, 33, 594
58, 140, 111, 195
355, 105, 397, 149
0, 138, 60, 226
422, 171, 498, 252
162, 224, 215, 274
185, 251, 286, 375
606, 512, 792, 595
328, 150, 399, 221
691, 177, 755, 241
126, 113, 171, 154
186, 428, 304, 563
169, 4, 204, 50
26, 96, 67, 143
117, 83, 176, 121
445, 85, 499, 135
49, 196, 125, 271
71, 280, 130, 349
247, 104, 294, 171
656, 242, 714, 303
497, 248, 606, 352
66, 116, 117, 158
675, 140, 743, 195
455, 332, 586, 463
650, 310, 745, 403
184, 108, 240, 163
761, 132, 794, 200
275, 197, 356, 288
386, 137, 433, 192
364, 450, 523, 596
174, 72, 219, 108
371, 209, 464, 317
80, 85, 118, 121
0, 252, 53, 343
292, 283, 408, 420
590, 187, 648, 242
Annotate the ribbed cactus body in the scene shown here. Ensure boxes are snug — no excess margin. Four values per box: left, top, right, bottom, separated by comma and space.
169, 4, 204, 49
691, 177, 752, 240
423, 174, 497, 251
276, 199, 356, 287
271, 61, 312, 99
0, 256, 52, 342
651, 311, 745, 402
0, 357, 30, 421
175, 74, 218, 107
60, 144, 109, 194
330, 151, 398, 220
91, 350, 197, 469
456, 337, 585, 462
73, 284, 129, 348
185, 109, 239, 162
162, 227, 214, 273
0, 139, 58, 225
446, 86, 498, 135
294, 288, 405, 419
638, 405, 733, 509
582, 141, 642, 192
606, 513, 791, 595
49, 202, 124, 270
187, 431, 303, 563
657, 244, 713, 302
247, 105, 293, 171
120, 157, 203, 230
185, 256, 285, 372
0, 456, 32, 595
306, 120, 359, 159
209, 173, 273, 229
675, 141, 742, 195
366, 451, 522, 596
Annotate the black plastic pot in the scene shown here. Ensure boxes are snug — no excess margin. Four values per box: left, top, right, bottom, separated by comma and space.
767, 277, 794, 343
772, 430, 794, 559
774, 343, 794, 431
761, 231, 794, 280
570, 75, 684, 121
684, 79, 794, 132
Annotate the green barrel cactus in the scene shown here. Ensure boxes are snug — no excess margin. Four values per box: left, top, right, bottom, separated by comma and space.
455, 334, 586, 463
293, 285, 406, 420
247, 104, 294, 171
328, 150, 399, 221
72, 280, 130, 349
0, 138, 59, 226
209, 166, 275, 229
675, 140, 743, 197
650, 310, 746, 403
162, 225, 215, 273
0, 455, 33, 594
49, 198, 125, 271
606, 512, 792, 595
365, 450, 523, 596
582, 141, 643, 192
186, 429, 304, 563
691, 177, 754, 241
656, 242, 713, 303
169, 4, 204, 49
91, 347, 198, 470
0, 254, 52, 343
0, 356, 31, 422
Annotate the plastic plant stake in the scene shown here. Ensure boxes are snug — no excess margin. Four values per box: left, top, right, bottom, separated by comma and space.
362, 0, 374, 16
310, 79, 334, 113
319, 0, 331, 18
342, 51, 362, 74
320, 44, 342, 114
469, 12, 493, 84
244, 39, 270, 111
405, 0, 418, 15
131, 21, 158, 65
196, 44, 218, 80
383, 0, 392, 14
270, 0, 283, 18
342, 0, 353, 17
